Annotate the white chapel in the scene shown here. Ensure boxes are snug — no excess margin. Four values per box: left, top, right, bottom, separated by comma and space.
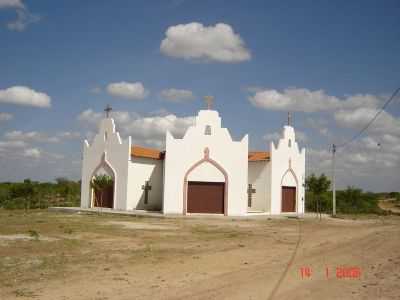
80, 101, 306, 216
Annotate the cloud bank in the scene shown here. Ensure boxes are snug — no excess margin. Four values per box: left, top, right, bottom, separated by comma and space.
106, 82, 148, 100
160, 22, 251, 63
0, 86, 51, 107
160, 88, 195, 102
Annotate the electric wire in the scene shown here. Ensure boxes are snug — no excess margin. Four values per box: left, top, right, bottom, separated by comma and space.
335, 87, 400, 150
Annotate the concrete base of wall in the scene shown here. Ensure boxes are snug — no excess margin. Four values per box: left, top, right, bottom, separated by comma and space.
49, 207, 330, 220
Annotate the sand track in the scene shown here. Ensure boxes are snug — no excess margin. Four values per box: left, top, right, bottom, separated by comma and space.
0, 211, 399, 299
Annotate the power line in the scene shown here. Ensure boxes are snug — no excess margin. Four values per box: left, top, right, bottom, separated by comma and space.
330, 86, 400, 216
336, 87, 400, 149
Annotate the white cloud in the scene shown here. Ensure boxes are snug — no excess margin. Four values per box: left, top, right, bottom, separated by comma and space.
160, 22, 251, 63
263, 130, 308, 144
23, 148, 40, 159
160, 88, 195, 102
0, 0, 24, 9
5, 131, 58, 143
4, 130, 81, 143
248, 88, 381, 112
0, 112, 13, 121
306, 131, 400, 190
0, 0, 25, 9
0, 0, 40, 31
7, 8, 40, 31
263, 132, 280, 142
77, 109, 102, 126
0, 140, 27, 149
0, 86, 51, 107
296, 131, 309, 143
78, 108, 195, 148
124, 114, 195, 147
334, 108, 400, 137
78, 109, 136, 127
57, 131, 81, 139
106, 82, 148, 100
304, 118, 330, 137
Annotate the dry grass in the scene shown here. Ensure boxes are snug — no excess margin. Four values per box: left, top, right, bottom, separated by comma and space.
0, 210, 260, 291
0, 209, 399, 300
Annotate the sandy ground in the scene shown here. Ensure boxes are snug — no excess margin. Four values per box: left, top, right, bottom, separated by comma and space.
379, 199, 400, 214
0, 210, 399, 300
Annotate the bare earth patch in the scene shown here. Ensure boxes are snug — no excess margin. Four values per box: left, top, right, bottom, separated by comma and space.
0, 234, 58, 242
106, 221, 178, 230
0, 210, 399, 300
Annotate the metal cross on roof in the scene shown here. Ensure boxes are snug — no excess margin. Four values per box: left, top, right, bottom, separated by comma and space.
204, 96, 214, 110
287, 112, 292, 126
104, 104, 112, 118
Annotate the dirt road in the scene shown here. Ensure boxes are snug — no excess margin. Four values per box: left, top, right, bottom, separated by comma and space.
0, 211, 399, 299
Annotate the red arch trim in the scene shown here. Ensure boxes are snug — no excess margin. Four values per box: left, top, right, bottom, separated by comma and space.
183, 149, 229, 215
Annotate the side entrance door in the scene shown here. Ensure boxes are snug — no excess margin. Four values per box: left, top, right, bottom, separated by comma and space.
281, 186, 296, 212
94, 184, 114, 208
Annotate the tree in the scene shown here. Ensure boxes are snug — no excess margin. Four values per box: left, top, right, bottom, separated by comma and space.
9, 179, 37, 211
306, 173, 331, 219
90, 174, 113, 212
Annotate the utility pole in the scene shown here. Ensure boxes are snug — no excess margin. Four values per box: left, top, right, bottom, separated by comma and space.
332, 144, 336, 216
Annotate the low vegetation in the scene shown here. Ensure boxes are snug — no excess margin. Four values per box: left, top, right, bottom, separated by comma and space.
0, 176, 396, 215
306, 174, 388, 215
0, 178, 80, 210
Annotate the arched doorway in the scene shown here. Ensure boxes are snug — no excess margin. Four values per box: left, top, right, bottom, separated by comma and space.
93, 180, 114, 208
90, 160, 115, 209
280, 169, 298, 213
183, 148, 229, 215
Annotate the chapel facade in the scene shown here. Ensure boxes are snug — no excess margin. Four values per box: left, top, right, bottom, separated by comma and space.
80, 106, 306, 216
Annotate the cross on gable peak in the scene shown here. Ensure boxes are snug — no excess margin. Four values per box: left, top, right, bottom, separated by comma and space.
204, 95, 214, 110
104, 104, 112, 118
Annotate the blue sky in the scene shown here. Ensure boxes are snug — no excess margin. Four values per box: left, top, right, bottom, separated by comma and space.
0, 0, 399, 191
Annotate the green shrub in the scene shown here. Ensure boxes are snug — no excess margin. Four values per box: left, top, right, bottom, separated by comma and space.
336, 187, 381, 214
305, 175, 382, 214
0, 178, 81, 209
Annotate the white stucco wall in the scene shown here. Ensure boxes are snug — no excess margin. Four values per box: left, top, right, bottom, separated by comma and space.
188, 161, 225, 182
163, 110, 248, 216
269, 126, 306, 215
81, 113, 305, 216
126, 156, 163, 211
248, 161, 269, 212
80, 118, 131, 210
282, 171, 297, 186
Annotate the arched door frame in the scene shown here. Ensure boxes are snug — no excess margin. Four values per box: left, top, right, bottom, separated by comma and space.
280, 166, 299, 213
183, 148, 229, 215
89, 151, 117, 209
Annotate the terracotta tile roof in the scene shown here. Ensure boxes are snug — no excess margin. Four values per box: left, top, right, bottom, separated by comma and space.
248, 151, 270, 162
131, 146, 165, 160
131, 146, 270, 162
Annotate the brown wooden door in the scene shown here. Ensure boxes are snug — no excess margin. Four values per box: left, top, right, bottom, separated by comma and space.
94, 184, 114, 208
281, 186, 296, 212
187, 182, 225, 214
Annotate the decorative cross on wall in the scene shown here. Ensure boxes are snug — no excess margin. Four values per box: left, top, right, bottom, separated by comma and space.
104, 104, 112, 118
204, 95, 214, 110
247, 184, 256, 207
142, 180, 152, 204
